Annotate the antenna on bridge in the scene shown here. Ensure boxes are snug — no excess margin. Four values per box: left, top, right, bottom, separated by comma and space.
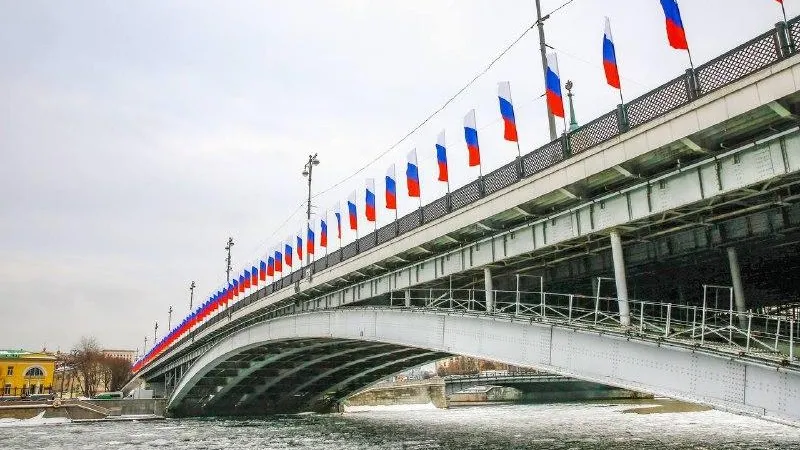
225, 237, 234, 284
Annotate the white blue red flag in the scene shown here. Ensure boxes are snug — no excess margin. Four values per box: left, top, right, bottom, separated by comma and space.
463, 110, 481, 166
497, 82, 518, 142
603, 18, 621, 89
545, 53, 565, 118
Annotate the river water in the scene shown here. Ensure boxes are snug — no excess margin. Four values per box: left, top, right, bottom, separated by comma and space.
2, 401, 799, 449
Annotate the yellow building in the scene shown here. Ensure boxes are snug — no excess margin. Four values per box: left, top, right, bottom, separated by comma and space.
0, 350, 56, 397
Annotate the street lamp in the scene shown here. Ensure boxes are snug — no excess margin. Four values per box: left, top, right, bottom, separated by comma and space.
302, 153, 320, 269
189, 280, 196, 311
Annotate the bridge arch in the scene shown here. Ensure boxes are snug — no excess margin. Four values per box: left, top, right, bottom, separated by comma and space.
168, 308, 800, 424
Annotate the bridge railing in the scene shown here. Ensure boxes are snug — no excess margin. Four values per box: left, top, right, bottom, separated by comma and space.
398, 288, 798, 363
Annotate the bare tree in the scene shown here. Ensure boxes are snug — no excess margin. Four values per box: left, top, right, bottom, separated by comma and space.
70, 336, 102, 397
103, 357, 132, 392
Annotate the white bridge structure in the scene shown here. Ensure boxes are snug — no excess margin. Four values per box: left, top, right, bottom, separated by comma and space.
131, 21, 800, 425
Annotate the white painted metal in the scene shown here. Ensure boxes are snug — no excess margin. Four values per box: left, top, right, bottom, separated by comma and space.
609, 230, 631, 327
727, 247, 748, 328
168, 308, 800, 426
484, 267, 493, 313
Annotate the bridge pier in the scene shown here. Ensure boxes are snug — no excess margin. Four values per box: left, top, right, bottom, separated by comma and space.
609, 230, 631, 327
727, 247, 748, 328
484, 267, 494, 313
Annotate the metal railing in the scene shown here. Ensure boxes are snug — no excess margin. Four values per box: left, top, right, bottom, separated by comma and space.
390, 288, 798, 364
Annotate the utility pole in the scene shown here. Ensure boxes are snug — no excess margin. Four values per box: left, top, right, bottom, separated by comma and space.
143, 336, 148, 353
189, 280, 196, 311
302, 153, 320, 270
225, 237, 234, 284
535, 0, 557, 141
167, 305, 173, 330
154, 321, 159, 343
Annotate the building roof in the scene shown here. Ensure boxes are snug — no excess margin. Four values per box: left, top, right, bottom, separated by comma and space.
0, 349, 56, 360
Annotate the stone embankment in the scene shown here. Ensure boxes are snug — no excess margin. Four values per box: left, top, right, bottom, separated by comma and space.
0, 398, 166, 421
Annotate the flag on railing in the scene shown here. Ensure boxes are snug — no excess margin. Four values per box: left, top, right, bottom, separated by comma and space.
259, 260, 267, 281
436, 130, 448, 183
285, 239, 293, 268
463, 110, 481, 166
307, 223, 315, 255
251, 265, 258, 286
603, 17, 621, 89
232, 278, 239, 297
274, 249, 283, 273
545, 53, 565, 118
497, 82, 518, 142
334, 202, 343, 238
660, 0, 689, 50
406, 149, 421, 197
296, 232, 303, 261
365, 178, 376, 222
385, 164, 397, 210
243, 269, 251, 289
320, 214, 328, 248
347, 192, 358, 230
267, 255, 275, 276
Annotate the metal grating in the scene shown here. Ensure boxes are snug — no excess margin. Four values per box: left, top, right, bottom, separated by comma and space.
423, 196, 450, 223
327, 249, 342, 266
484, 161, 520, 195
626, 75, 690, 128
314, 258, 327, 272
291, 270, 302, 283
377, 223, 397, 244
522, 140, 564, 177
791, 19, 800, 50
359, 233, 377, 252
398, 210, 422, 234
342, 242, 358, 260
451, 180, 482, 211
697, 30, 780, 95
569, 111, 620, 154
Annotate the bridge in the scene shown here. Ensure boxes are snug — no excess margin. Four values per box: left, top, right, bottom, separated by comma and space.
130, 20, 800, 425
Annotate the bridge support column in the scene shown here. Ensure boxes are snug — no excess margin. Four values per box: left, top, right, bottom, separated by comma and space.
727, 247, 748, 328
609, 230, 631, 326
484, 267, 494, 313
404, 290, 411, 308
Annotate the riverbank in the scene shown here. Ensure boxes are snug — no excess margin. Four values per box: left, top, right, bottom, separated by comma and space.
0, 398, 166, 421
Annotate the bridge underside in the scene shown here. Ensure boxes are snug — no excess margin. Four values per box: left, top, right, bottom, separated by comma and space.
170, 337, 448, 416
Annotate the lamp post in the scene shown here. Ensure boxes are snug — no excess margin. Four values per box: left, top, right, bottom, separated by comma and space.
225, 237, 234, 284
189, 280, 196, 311
167, 305, 173, 331
535, 0, 557, 141
302, 153, 320, 270
154, 321, 158, 343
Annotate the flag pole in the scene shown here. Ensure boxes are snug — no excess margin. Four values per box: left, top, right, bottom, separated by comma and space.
782, 0, 789, 26
509, 85, 522, 159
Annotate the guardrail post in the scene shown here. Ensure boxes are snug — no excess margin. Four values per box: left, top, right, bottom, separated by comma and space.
701, 289, 707, 345
686, 68, 700, 100
515, 274, 521, 316
776, 21, 793, 57
593, 295, 599, 325
775, 317, 782, 352
791, 319, 795, 361
616, 103, 629, 133
639, 303, 644, 333
568, 295, 573, 323
560, 133, 572, 160
665, 303, 672, 337
746, 313, 752, 352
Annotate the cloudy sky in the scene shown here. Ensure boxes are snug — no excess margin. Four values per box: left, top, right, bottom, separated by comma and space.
0, 0, 788, 354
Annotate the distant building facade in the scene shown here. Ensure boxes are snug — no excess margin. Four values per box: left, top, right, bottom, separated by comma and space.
102, 349, 137, 364
0, 350, 56, 397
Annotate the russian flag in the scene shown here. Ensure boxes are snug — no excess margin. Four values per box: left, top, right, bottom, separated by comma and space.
296, 233, 303, 261
232, 278, 239, 297
274, 249, 283, 273
347, 192, 358, 230
259, 260, 267, 281
243, 270, 250, 289
320, 215, 328, 248
365, 178, 376, 222
307, 224, 315, 255
436, 131, 448, 182
603, 18, 621, 89
267, 255, 275, 276
285, 240, 293, 267
385, 165, 397, 210
660, 0, 688, 50
497, 82, 518, 142
334, 202, 343, 238
545, 53, 565, 118
251, 265, 258, 286
464, 110, 481, 166
406, 149, 421, 197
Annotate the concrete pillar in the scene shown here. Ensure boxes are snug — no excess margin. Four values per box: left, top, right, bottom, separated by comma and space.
609, 230, 631, 326
727, 247, 748, 328
484, 267, 494, 313
404, 290, 411, 308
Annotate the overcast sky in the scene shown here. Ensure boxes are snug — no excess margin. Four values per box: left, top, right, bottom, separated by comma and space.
0, 0, 788, 354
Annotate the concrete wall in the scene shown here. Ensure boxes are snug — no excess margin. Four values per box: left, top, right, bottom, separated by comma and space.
85, 399, 166, 416
0, 404, 105, 420
344, 380, 448, 409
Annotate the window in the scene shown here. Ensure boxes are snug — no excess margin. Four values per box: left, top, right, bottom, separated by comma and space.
3, 384, 10, 395
6, 366, 12, 376
24, 367, 45, 377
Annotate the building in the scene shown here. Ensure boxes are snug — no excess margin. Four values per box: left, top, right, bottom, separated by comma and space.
0, 350, 56, 397
102, 349, 137, 364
